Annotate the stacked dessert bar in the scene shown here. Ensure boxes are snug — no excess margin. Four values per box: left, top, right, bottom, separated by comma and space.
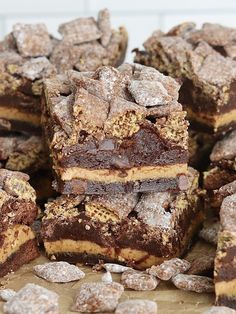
134, 23, 236, 168
40, 63, 203, 269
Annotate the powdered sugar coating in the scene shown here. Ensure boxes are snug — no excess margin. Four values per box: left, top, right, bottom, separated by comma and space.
121, 270, 159, 291
210, 129, 236, 162
115, 299, 158, 314
199, 220, 219, 245
98, 8, 112, 47
12, 23, 52, 57
103, 263, 131, 273
20, 57, 56, 80
3, 283, 59, 314
147, 258, 191, 280
72, 282, 124, 312
0, 289, 16, 302
101, 271, 113, 284
172, 274, 214, 293
34, 261, 85, 283
202, 306, 236, 314
220, 193, 236, 233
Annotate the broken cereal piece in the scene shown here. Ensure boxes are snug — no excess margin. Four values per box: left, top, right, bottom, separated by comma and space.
3, 283, 59, 314
104, 263, 131, 273
72, 282, 124, 313
0, 289, 16, 302
115, 299, 158, 314
147, 258, 191, 280
202, 306, 236, 314
34, 261, 85, 283
121, 270, 159, 291
172, 274, 214, 293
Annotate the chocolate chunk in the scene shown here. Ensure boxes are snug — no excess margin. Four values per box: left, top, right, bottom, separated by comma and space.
20, 57, 56, 80
13, 23, 52, 57
115, 299, 158, 314
3, 283, 59, 314
98, 8, 112, 47
147, 258, 191, 280
58, 17, 102, 45
172, 274, 214, 293
210, 130, 236, 162
72, 282, 124, 312
121, 269, 159, 291
220, 193, 236, 233
34, 261, 85, 283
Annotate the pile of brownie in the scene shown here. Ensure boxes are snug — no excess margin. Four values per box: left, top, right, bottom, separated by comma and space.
0, 9, 236, 311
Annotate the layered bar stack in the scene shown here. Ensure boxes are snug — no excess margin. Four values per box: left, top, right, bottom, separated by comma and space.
0, 9, 128, 201
41, 63, 204, 269
0, 169, 39, 276
134, 23, 236, 169
215, 191, 236, 309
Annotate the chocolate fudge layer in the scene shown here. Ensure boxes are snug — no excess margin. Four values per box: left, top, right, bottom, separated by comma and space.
134, 24, 236, 134
215, 193, 236, 309
0, 169, 39, 276
203, 130, 236, 211
0, 133, 47, 173
42, 63, 189, 195
0, 9, 127, 133
41, 168, 203, 269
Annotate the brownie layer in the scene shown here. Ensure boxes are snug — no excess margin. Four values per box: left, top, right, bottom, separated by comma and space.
54, 175, 187, 195
0, 238, 39, 277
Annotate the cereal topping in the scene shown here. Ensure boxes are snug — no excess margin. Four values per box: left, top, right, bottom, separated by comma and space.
210, 129, 236, 162
121, 270, 159, 291
3, 283, 59, 314
72, 282, 124, 312
172, 274, 214, 293
202, 306, 236, 314
103, 263, 131, 274
147, 258, 191, 280
0, 289, 16, 302
34, 261, 85, 283
220, 193, 236, 233
115, 299, 158, 314
13, 23, 52, 57
98, 8, 112, 47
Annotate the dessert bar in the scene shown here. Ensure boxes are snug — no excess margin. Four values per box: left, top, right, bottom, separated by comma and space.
134, 24, 236, 135
41, 168, 203, 269
0, 9, 127, 133
42, 63, 189, 195
215, 192, 236, 309
203, 129, 236, 211
0, 169, 39, 276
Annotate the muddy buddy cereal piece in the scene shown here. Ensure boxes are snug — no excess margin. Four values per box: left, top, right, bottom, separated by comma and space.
121, 270, 159, 291
199, 220, 220, 245
115, 299, 158, 314
172, 274, 214, 293
72, 282, 124, 313
34, 261, 85, 283
104, 263, 131, 273
202, 306, 236, 314
147, 258, 191, 280
187, 253, 215, 275
101, 271, 113, 284
0, 289, 16, 302
3, 283, 59, 314
13, 23, 52, 57
98, 9, 112, 47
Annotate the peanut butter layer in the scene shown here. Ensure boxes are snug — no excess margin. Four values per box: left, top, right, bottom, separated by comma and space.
0, 224, 35, 264
0, 107, 41, 126
60, 164, 188, 183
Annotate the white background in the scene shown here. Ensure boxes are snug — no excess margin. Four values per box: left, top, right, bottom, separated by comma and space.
1, 0, 236, 62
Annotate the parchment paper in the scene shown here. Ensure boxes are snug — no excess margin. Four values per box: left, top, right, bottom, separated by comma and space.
0, 241, 215, 314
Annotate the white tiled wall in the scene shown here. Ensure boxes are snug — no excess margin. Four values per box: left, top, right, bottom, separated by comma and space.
1, 0, 236, 62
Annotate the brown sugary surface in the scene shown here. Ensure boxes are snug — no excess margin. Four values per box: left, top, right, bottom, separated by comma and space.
210, 129, 236, 162
44, 63, 186, 148
220, 193, 236, 232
